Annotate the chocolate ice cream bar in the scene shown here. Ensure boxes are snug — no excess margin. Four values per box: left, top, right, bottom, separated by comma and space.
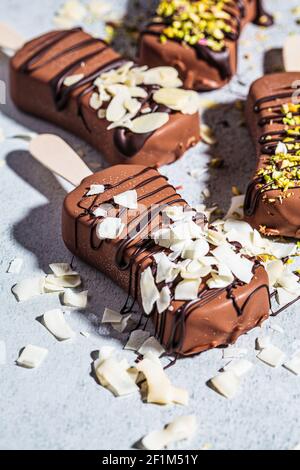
244, 72, 300, 238
62, 164, 270, 356
138, 0, 273, 91
10, 28, 200, 167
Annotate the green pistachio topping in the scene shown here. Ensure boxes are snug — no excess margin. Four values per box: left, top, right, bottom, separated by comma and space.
257, 102, 300, 193
156, 0, 233, 52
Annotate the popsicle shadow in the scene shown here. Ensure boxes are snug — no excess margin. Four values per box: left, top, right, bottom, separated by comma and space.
5, 150, 130, 337
201, 99, 256, 213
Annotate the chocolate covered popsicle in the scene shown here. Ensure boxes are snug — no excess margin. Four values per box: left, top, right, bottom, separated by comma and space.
138, 0, 273, 91
244, 72, 300, 238
10, 28, 200, 167
62, 164, 270, 356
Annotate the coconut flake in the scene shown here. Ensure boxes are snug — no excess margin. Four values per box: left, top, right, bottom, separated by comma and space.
175, 279, 200, 301
63, 73, 84, 87
102, 308, 122, 324
93, 205, 109, 218
213, 244, 254, 284
142, 415, 197, 450
42, 308, 76, 341
17, 345, 48, 369
0, 341, 6, 365
138, 336, 165, 358
12, 277, 45, 302
181, 238, 210, 260
130, 113, 169, 134
275, 142, 288, 155
89, 92, 102, 110
49, 263, 78, 277
44, 274, 81, 291
257, 345, 285, 367
112, 314, 131, 333
125, 330, 150, 351
136, 356, 188, 405
223, 359, 253, 377
95, 356, 139, 397
63, 290, 88, 308
86, 184, 105, 196
256, 335, 271, 350
209, 371, 240, 399
113, 190, 138, 210
96, 217, 124, 239
140, 267, 160, 315
226, 195, 245, 219
157, 286, 171, 313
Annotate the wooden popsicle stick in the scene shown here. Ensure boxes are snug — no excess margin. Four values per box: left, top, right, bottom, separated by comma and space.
29, 134, 93, 187
283, 35, 300, 72
0, 22, 25, 51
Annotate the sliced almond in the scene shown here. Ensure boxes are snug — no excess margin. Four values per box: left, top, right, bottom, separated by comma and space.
130, 112, 169, 134
89, 92, 102, 110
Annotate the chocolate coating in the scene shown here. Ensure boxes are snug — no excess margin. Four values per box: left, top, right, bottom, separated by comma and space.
62, 164, 270, 356
244, 72, 300, 238
10, 28, 200, 167
138, 0, 273, 91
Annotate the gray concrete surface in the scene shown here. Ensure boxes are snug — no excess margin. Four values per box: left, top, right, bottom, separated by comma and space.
0, 0, 300, 450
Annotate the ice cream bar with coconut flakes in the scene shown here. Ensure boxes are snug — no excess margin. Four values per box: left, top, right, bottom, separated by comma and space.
62, 164, 270, 356
138, 0, 273, 91
244, 72, 300, 238
10, 28, 200, 167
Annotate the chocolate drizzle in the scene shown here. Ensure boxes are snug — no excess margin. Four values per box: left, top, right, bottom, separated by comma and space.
73, 167, 270, 355
253, 0, 274, 26
244, 86, 300, 217
17, 28, 182, 158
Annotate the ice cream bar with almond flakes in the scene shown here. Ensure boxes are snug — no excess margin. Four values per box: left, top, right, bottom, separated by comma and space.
10, 28, 200, 167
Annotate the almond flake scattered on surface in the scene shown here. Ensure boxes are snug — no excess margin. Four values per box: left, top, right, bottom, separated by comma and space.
96, 217, 124, 240
125, 330, 150, 351
63, 73, 84, 87
141, 415, 197, 450
86, 184, 105, 196
209, 371, 240, 399
138, 336, 165, 358
200, 124, 216, 145
113, 190, 138, 210
7, 257, 23, 274
12, 277, 45, 302
42, 309, 76, 341
17, 345, 48, 369
63, 290, 88, 308
257, 345, 285, 368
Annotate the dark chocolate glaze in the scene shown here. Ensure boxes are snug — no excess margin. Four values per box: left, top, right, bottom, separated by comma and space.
72, 166, 270, 354
253, 0, 274, 26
